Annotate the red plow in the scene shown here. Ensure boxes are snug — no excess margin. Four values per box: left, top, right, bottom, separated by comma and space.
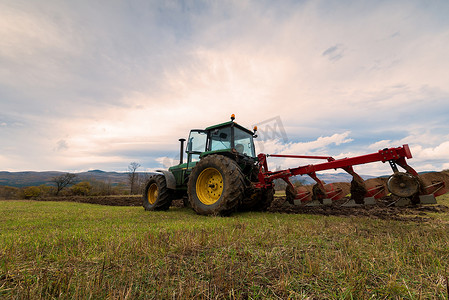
255, 144, 446, 207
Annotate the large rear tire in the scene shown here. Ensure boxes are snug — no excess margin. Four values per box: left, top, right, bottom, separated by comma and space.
188, 155, 244, 216
143, 175, 173, 211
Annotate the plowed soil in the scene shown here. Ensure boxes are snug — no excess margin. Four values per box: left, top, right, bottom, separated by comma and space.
268, 171, 449, 222
418, 171, 449, 187
36, 195, 143, 206
268, 195, 449, 222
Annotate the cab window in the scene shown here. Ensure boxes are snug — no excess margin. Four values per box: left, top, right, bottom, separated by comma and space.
187, 130, 207, 162
234, 127, 255, 157
209, 127, 232, 151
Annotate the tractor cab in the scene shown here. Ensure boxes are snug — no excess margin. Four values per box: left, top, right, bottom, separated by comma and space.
169, 115, 257, 188
186, 120, 256, 163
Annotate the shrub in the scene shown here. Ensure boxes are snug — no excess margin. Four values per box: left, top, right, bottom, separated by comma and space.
70, 181, 92, 196
38, 185, 54, 197
0, 186, 20, 199
22, 186, 42, 199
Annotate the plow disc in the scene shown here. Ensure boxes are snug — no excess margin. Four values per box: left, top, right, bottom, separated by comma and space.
387, 172, 420, 198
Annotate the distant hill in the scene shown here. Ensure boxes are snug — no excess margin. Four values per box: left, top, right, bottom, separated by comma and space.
0, 170, 155, 188
0, 170, 373, 188
0, 169, 439, 188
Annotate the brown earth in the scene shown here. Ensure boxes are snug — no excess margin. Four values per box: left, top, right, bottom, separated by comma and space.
268, 195, 449, 222
326, 182, 350, 196
419, 171, 449, 188
268, 171, 449, 222
36, 195, 143, 206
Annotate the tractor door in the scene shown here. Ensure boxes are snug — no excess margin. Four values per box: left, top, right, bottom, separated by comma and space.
185, 130, 208, 175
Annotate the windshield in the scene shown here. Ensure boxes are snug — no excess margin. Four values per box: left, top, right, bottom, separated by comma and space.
209, 127, 232, 151
234, 127, 256, 157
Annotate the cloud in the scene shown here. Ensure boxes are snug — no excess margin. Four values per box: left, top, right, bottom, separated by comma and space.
155, 156, 179, 170
411, 142, 449, 161
0, 0, 448, 173
322, 44, 345, 61
55, 140, 69, 152
253, 132, 354, 171
258, 131, 353, 155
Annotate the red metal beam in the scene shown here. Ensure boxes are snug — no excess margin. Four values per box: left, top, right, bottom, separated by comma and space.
268, 154, 333, 161
260, 145, 416, 181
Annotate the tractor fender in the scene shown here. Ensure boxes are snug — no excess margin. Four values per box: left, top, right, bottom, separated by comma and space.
156, 170, 176, 190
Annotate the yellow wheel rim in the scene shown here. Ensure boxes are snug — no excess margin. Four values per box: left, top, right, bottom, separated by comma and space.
148, 183, 158, 204
196, 168, 224, 205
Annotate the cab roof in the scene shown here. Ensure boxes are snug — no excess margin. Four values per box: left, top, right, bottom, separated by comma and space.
205, 121, 254, 135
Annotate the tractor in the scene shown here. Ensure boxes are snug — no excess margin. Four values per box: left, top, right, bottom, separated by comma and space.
143, 115, 445, 215
143, 114, 273, 215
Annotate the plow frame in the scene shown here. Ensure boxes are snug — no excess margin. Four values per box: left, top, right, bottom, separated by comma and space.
254, 144, 443, 204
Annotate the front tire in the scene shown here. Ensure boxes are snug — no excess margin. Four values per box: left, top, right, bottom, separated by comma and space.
188, 155, 244, 216
143, 175, 173, 211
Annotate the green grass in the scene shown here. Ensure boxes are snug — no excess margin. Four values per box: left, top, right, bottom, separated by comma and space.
1, 196, 449, 299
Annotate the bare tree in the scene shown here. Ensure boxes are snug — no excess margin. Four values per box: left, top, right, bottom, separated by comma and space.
52, 173, 77, 195
128, 162, 141, 194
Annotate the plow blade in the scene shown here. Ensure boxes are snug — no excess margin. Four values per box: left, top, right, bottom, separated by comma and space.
412, 181, 446, 206
423, 181, 446, 197
325, 184, 344, 201
293, 186, 312, 203
365, 184, 386, 199
290, 184, 343, 206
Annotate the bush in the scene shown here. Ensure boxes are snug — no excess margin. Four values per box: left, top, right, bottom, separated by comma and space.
0, 186, 20, 199
38, 185, 55, 197
70, 181, 92, 196
22, 186, 42, 199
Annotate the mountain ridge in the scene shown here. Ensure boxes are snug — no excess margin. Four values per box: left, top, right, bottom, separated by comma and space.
0, 170, 150, 187
0, 170, 439, 188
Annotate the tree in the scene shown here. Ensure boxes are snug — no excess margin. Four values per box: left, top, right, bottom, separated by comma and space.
52, 173, 77, 195
128, 162, 141, 195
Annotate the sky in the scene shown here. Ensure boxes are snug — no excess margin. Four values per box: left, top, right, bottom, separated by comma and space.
1, 0, 448, 176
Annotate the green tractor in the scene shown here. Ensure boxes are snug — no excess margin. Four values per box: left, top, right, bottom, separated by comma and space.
143, 115, 274, 215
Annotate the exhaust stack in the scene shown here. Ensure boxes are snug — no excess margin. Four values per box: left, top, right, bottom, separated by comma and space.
179, 138, 186, 164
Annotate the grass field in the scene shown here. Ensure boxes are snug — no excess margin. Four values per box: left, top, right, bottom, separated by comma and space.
1, 196, 449, 299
